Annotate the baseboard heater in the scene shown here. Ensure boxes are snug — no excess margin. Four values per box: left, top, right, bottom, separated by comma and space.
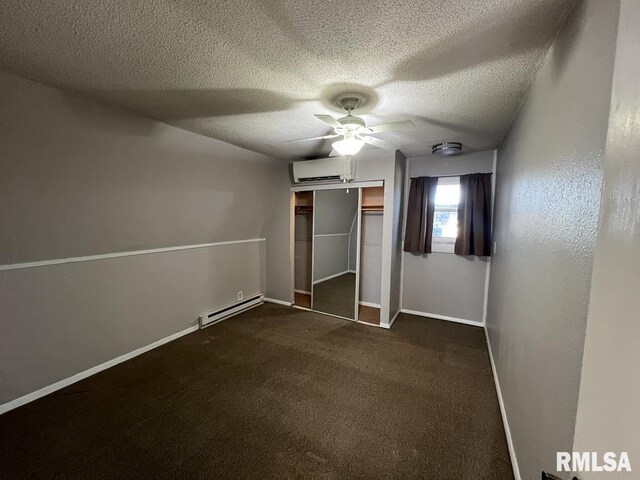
198, 294, 264, 329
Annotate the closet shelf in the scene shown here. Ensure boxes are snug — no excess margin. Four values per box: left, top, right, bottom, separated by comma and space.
361, 206, 383, 213
295, 206, 313, 214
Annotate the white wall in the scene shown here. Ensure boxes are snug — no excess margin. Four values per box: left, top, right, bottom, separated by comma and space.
359, 213, 383, 305
265, 167, 293, 302
294, 213, 312, 292
572, 2, 640, 477
312, 236, 349, 282
485, 1, 619, 478
402, 150, 494, 323
0, 71, 286, 407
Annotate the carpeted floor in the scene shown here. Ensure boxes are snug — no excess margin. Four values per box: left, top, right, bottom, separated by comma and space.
0, 304, 513, 479
313, 272, 356, 319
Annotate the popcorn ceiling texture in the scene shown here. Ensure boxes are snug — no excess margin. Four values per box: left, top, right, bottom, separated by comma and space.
0, 0, 574, 159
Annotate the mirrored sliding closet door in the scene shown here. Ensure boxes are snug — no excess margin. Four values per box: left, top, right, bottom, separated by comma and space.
312, 189, 359, 320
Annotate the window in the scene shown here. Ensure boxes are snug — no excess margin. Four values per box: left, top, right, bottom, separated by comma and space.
432, 176, 460, 253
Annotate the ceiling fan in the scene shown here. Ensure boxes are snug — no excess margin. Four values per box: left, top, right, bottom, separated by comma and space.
286, 97, 414, 156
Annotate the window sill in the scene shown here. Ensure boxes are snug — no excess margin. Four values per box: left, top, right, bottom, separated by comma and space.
431, 239, 455, 254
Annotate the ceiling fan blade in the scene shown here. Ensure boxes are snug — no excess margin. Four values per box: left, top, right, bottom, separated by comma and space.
367, 120, 415, 134
285, 134, 339, 143
315, 114, 342, 129
363, 136, 397, 151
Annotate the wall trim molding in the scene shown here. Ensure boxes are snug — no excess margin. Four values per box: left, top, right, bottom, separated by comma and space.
400, 308, 482, 327
291, 180, 383, 192
0, 324, 199, 416
485, 327, 521, 480
0, 238, 267, 272
294, 289, 311, 295
264, 298, 293, 306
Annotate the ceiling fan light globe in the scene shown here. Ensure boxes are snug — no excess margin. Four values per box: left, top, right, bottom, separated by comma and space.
332, 138, 365, 156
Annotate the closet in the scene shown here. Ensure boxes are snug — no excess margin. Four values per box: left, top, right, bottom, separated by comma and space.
358, 186, 384, 324
291, 183, 385, 326
293, 192, 313, 309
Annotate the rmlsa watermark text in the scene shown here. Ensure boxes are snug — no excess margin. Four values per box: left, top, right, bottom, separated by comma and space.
557, 452, 631, 473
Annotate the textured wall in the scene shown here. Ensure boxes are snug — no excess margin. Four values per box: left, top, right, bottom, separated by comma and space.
265, 165, 293, 303
573, 2, 640, 477
402, 151, 493, 322
486, 1, 619, 478
0, 72, 284, 265
0, 242, 265, 405
0, 71, 286, 406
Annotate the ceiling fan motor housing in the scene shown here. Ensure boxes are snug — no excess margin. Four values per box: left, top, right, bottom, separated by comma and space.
338, 115, 366, 131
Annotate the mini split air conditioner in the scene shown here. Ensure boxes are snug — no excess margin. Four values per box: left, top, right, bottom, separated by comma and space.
292, 157, 355, 183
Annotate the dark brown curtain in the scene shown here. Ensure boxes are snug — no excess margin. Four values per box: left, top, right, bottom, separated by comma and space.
455, 173, 492, 256
403, 176, 439, 254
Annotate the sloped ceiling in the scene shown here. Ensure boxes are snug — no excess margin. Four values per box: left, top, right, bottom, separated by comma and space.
0, 0, 575, 159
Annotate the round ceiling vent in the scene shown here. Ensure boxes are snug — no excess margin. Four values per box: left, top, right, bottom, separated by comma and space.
432, 142, 463, 156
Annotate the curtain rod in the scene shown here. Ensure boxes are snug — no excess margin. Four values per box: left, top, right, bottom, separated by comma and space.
409, 172, 492, 179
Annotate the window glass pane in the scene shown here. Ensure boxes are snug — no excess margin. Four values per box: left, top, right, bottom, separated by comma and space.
433, 211, 458, 238
433, 181, 460, 239
435, 184, 460, 207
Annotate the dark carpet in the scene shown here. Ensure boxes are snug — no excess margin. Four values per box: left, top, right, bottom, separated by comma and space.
313, 272, 356, 319
0, 304, 513, 479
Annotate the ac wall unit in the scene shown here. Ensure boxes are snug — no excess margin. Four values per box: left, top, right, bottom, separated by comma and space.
292, 157, 355, 183
198, 294, 264, 329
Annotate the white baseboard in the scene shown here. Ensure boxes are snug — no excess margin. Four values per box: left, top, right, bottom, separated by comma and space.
387, 309, 401, 328
313, 270, 350, 285
294, 289, 311, 295
291, 305, 311, 312
0, 324, 199, 416
357, 320, 386, 329
400, 309, 482, 327
485, 327, 521, 480
359, 301, 381, 308
264, 297, 292, 307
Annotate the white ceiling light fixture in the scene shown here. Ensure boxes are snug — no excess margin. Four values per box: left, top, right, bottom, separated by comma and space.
332, 131, 365, 156
286, 96, 414, 157
432, 142, 463, 156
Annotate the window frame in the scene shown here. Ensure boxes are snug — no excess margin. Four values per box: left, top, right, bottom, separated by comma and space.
431, 176, 460, 254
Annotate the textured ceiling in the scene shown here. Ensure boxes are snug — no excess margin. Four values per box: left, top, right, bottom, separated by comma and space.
0, 0, 574, 159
